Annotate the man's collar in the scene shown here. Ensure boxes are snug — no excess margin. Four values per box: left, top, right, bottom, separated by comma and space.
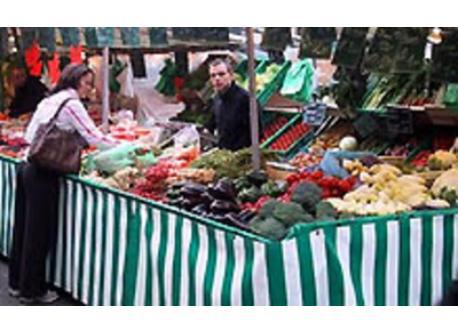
218, 81, 235, 97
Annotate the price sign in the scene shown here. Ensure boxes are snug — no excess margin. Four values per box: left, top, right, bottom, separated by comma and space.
384, 106, 414, 135
303, 103, 327, 126
353, 113, 380, 139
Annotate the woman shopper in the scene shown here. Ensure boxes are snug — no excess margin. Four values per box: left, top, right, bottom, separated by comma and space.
8, 64, 117, 305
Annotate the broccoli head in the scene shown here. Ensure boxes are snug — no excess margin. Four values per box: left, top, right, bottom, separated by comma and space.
258, 199, 280, 219
249, 217, 287, 240
315, 201, 338, 221
291, 181, 323, 214
273, 202, 314, 227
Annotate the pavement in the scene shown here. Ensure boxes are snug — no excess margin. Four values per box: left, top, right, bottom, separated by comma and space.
0, 257, 82, 306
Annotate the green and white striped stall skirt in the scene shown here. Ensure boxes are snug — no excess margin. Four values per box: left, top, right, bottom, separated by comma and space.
1, 156, 458, 305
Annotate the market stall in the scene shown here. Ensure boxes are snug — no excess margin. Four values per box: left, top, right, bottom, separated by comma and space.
1, 155, 458, 305
1, 27, 458, 306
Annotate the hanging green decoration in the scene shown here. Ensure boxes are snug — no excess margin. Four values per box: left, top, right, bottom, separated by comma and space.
120, 27, 140, 46
84, 27, 98, 48
261, 27, 292, 52
59, 27, 80, 46
20, 27, 38, 50
364, 28, 428, 74
97, 27, 115, 47
363, 28, 397, 73
200, 28, 229, 42
155, 58, 177, 96
149, 27, 168, 46
38, 28, 56, 52
332, 28, 369, 69
432, 28, 458, 83
392, 28, 428, 73
0, 28, 8, 59
299, 27, 337, 59
171, 28, 228, 43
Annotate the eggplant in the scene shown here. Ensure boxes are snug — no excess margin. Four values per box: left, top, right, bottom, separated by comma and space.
166, 189, 181, 200
238, 210, 257, 225
207, 179, 237, 202
246, 170, 268, 187
200, 192, 216, 205
206, 213, 226, 223
224, 213, 252, 231
170, 180, 190, 190
180, 183, 207, 198
180, 198, 196, 210
210, 200, 241, 214
191, 204, 208, 215
167, 198, 183, 208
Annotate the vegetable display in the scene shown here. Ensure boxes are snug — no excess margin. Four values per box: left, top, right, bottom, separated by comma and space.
261, 116, 289, 143
269, 122, 311, 151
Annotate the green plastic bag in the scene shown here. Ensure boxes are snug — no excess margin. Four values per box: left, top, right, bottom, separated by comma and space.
92, 143, 138, 174
135, 151, 157, 168
443, 84, 458, 107
280, 59, 314, 103
155, 59, 177, 96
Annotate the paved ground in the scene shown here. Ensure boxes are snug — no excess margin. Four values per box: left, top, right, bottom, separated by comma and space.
0, 257, 82, 306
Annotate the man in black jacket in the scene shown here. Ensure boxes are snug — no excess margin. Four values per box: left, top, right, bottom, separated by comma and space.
5, 67, 48, 118
206, 58, 261, 151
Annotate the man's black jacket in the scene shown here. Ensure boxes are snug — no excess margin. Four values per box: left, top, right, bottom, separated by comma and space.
206, 82, 262, 151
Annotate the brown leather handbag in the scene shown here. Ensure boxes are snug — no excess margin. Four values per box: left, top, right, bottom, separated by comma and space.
28, 98, 89, 174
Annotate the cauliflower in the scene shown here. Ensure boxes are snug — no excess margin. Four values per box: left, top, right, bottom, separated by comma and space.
432, 169, 458, 196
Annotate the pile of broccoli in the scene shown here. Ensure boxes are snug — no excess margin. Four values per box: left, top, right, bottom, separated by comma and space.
248, 181, 338, 240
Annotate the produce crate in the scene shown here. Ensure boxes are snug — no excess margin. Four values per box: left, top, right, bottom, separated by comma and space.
263, 116, 314, 159
357, 107, 387, 114
260, 110, 301, 145
265, 163, 295, 181
257, 61, 292, 107
234, 59, 267, 82
260, 112, 302, 148
378, 156, 405, 168
405, 138, 433, 163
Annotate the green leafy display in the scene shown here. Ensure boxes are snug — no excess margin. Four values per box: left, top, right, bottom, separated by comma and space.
299, 27, 337, 59
59, 27, 80, 46
332, 27, 368, 68
120, 27, 140, 47
432, 28, 458, 83
261, 27, 292, 51
149, 28, 168, 46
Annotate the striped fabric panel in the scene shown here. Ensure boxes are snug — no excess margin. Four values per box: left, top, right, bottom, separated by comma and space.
0, 160, 16, 257
3, 157, 458, 306
120, 207, 267, 306
0, 160, 6, 256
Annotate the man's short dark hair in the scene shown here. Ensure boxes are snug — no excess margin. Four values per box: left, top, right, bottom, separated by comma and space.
209, 58, 234, 73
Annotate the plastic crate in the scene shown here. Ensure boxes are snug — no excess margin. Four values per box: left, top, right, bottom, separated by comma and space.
257, 61, 292, 107
357, 107, 387, 114
260, 111, 299, 144
260, 112, 302, 149
263, 116, 315, 160
405, 138, 433, 163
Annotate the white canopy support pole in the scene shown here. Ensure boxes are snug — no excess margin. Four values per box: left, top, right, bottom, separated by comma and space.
246, 27, 261, 171
102, 46, 110, 134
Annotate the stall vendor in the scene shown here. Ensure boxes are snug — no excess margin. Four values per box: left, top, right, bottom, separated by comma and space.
4, 66, 48, 118
205, 58, 262, 151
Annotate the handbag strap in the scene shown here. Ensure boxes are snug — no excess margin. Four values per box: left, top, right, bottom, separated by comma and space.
48, 97, 75, 125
